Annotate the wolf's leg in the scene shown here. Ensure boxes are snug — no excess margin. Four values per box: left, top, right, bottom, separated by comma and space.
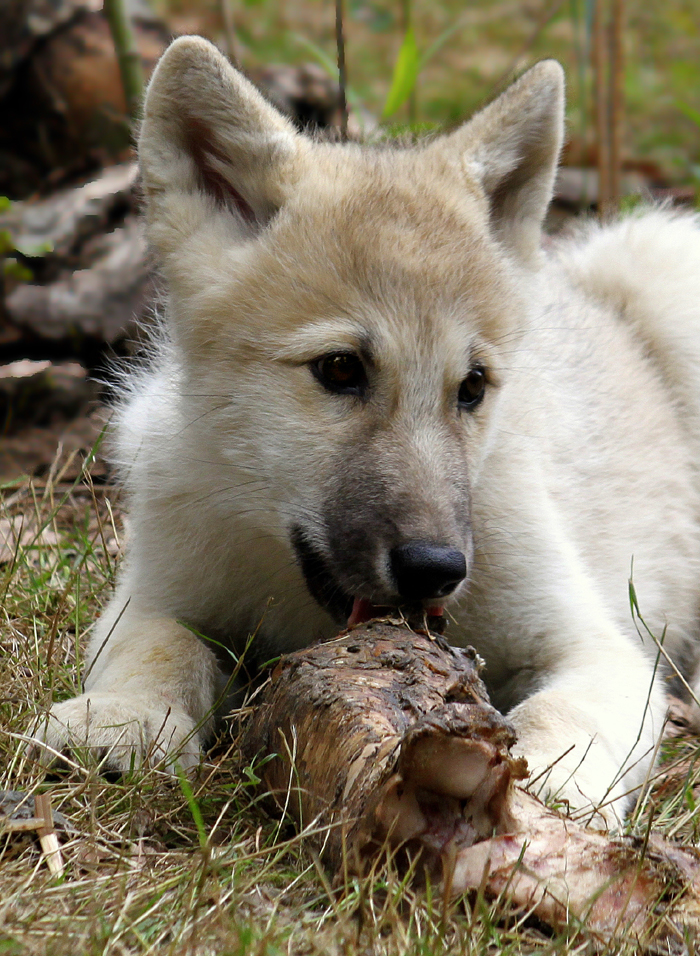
507, 646, 663, 827
473, 481, 669, 827
30, 594, 221, 773
497, 556, 665, 827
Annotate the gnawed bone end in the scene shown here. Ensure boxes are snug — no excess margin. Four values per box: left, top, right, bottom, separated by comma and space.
240, 621, 525, 874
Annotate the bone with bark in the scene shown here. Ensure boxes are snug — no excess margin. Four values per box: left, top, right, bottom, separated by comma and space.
242, 621, 700, 943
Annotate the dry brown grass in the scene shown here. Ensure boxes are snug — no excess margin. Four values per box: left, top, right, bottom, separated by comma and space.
2, 450, 700, 955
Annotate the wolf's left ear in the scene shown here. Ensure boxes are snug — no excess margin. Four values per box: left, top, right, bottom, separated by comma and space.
138, 36, 307, 260
437, 61, 564, 263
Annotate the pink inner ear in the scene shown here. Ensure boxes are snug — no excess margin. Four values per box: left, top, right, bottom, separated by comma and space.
184, 117, 257, 224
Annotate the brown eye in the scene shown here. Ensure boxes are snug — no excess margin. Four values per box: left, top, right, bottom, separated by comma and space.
458, 366, 486, 410
312, 352, 367, 395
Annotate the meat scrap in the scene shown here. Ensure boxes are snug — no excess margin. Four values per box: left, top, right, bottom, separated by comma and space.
241, 621, 700, 943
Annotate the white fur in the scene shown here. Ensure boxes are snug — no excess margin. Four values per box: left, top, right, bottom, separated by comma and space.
31, 39, 700, 827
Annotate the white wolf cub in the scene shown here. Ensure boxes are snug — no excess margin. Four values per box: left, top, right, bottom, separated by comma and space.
33, 36, 700, 824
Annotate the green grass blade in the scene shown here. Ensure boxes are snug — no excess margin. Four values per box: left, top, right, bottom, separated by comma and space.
382, 26, 420, 119
677, 101, 700, 128
176, 765, 208, 850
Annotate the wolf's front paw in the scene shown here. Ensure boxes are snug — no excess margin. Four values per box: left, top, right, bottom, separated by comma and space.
28, 692, 201, 773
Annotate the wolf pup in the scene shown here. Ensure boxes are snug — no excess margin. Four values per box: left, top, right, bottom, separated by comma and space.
32, 36, 700, 825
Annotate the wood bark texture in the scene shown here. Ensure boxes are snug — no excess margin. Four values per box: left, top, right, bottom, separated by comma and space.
242, 620, 700, 945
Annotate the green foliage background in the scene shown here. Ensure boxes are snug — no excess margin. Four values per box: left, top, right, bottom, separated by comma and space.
155, 0, 700, 183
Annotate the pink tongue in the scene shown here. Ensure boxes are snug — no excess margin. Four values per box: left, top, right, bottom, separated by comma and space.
347, 598, 377, 627
347, 597, 444, 627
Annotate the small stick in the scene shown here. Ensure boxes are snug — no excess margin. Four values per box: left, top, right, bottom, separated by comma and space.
34, 794, 64, 877
335, 0, 349, 141
593, 0, 611, 219
4, 817, 47, 833
103, 0, 145, 123
608, 0, 625, 214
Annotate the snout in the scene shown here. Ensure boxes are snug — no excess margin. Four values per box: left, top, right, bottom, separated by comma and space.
390, 542, 467, 602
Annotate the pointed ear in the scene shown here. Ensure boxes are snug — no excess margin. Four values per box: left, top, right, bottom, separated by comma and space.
437, 60, 564, 263
138, 36, 306, 262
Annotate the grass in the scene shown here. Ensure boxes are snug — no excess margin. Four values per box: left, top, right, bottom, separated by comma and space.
3, 453, 700, 954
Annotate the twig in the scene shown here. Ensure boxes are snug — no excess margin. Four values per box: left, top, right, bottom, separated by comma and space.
593, 0, 625, 220
593, 0, 611, 219
103, 0, 145, 123
335, 0, 349, 141
34, 793, 64, 877
4, 817, 49, 833
609, 0, 625, 212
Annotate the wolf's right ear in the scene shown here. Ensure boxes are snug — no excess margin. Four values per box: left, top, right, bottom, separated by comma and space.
138, 36, 306, 260
434, 60, 564, 265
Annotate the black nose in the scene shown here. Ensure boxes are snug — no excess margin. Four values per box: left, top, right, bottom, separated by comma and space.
390, 542, 467, 602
